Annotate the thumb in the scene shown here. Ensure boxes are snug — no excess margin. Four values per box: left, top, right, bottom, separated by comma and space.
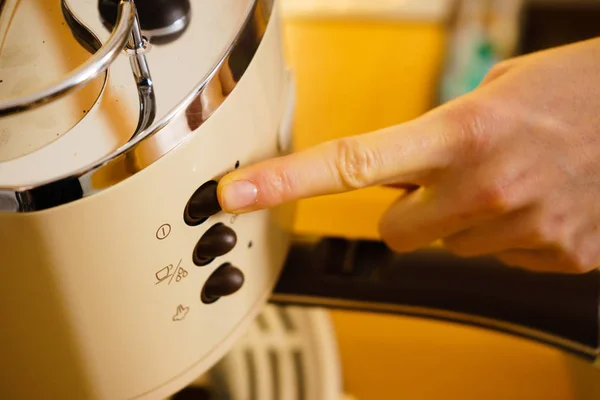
217, 112, 461, 214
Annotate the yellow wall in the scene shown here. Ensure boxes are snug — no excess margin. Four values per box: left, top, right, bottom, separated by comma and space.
282, 15, 600, 400
284, 17, 445, 239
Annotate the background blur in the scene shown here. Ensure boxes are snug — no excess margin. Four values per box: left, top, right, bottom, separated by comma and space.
280, 0, 600, 399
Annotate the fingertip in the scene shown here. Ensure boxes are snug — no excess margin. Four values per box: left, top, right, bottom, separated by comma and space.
217, 174, 259, 214
378, 216, 412, 254
377, 189, 433, 253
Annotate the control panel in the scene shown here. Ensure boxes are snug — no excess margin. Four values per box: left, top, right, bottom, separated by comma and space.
182, 169, 246, 305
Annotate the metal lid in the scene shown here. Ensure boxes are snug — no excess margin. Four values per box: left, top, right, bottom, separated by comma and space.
0, 0, 272, 212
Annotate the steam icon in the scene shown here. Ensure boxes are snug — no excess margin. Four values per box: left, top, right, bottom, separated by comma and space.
172, 304, 189, 321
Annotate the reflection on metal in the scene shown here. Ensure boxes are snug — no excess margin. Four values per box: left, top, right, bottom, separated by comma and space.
143, 16, 189, 40
124, 8, 156, 138
61, 0, 156, 139
0, 0, 273, 212
0, 0, 108, 163
0, 0, 134, 116
269, 293, 600, 365
0, 0, 21, 54
185, 55, 235, 131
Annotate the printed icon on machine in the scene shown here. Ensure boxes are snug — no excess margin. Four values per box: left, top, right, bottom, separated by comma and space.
230, 214, 238, 224
172, 304, 189, 322
156, 223, 171, 240
155, 259, 188, 285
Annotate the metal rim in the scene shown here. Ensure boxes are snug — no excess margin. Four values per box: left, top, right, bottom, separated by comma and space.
0, 0, 135, 117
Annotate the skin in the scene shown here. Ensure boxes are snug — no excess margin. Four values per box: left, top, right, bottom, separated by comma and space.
217, 38, 600, 274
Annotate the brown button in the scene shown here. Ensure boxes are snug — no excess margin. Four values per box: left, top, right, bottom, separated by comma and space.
99, 0, 191, 45
201, 263, 244, 304
184, 180, 222, 226
193, 223, 237, 266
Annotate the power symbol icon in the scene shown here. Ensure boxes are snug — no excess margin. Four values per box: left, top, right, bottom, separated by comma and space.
156, 224, 171, 240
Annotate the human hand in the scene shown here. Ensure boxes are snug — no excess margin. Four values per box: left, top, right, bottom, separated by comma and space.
217, 38, 600, 274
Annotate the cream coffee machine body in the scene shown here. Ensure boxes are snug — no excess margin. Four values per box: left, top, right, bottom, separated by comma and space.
0, 0, 295, 398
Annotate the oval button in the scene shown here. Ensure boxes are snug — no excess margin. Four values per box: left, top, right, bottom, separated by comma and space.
201, 263, 244, 304
193, 223, 237, 266
184, 180, 222, 226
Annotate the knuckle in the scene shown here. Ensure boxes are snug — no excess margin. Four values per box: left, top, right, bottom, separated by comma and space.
529, 212, 565, 245
264, 166, 297, 202
530, 222, 557, 245
475, 181, 514, 213
563, 252, 595, 274
441, 99, 495, 155
334, 138, 380, 190
565, 238, 600, 274
469, 164, 533, 217
484, 60, 513, 82
529, 220, 549, 243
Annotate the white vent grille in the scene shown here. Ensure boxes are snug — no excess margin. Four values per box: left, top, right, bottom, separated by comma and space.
206, 304, 345, 400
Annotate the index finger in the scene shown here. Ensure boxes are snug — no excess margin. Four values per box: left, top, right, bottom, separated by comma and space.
217, 113, 460, 214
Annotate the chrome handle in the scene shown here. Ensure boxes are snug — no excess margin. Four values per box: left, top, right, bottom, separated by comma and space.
0, 0, 135, 117
125, 10, 156, 137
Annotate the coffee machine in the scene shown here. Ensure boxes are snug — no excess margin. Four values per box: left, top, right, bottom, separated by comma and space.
0, 1, 598, 399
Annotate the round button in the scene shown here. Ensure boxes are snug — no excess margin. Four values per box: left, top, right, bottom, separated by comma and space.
98, 0, 191, 44
184, 180, 222, 226
193, 223, 237, 266
201, 263, 244, 304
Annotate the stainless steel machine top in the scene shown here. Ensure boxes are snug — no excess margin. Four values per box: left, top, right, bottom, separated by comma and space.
0, 0, 261, 208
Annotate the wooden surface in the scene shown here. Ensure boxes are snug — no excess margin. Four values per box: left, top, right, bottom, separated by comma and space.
282, 14, 600, 400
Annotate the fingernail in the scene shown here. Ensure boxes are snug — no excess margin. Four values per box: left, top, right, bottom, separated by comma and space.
220, 180, 258, 211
